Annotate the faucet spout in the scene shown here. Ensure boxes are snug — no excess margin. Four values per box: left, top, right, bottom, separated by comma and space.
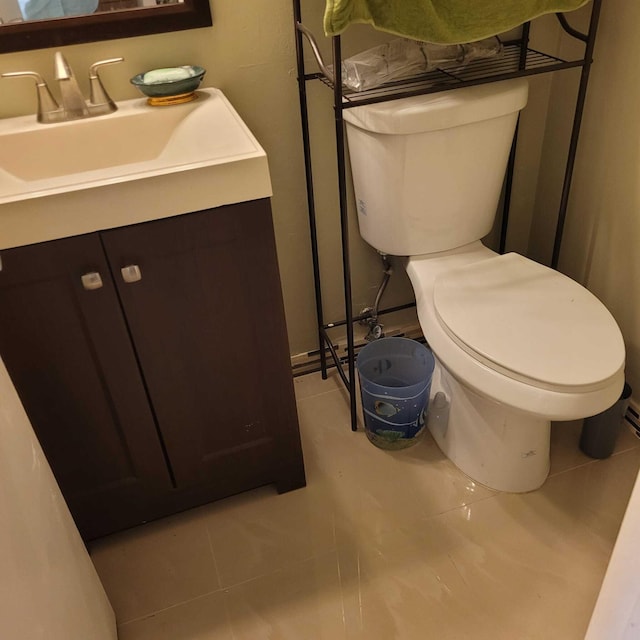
54, 51, 74, 81
54, 52, 89, 119
2, 51, 122, 124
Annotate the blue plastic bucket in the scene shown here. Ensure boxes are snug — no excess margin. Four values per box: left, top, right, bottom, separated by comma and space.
356, 337, 435, 450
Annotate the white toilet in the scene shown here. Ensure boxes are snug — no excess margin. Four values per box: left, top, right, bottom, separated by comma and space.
343, 78, 625, 492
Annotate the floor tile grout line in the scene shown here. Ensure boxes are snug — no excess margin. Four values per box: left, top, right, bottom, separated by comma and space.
117, 547, 348, 632
548, 458, 599, 478
295, 385, 351, 403
205, 523, 224, 594
116, 587, 228, 627
612, 442, 640, 455
424, 490, 500, 520
548, 444, 640, 479
212, 548, 340, 593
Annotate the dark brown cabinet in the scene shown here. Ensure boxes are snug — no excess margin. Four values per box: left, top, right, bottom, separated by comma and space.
0, 199, 305, 540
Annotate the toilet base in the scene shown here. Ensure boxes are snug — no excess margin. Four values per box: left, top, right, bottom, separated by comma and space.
428, 361, 551, 492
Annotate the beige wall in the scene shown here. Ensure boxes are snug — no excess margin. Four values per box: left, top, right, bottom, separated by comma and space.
0, 1, 599, 362
531, 0, 640, 394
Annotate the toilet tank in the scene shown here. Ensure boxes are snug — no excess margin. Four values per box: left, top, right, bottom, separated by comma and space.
343, 79, 529, 256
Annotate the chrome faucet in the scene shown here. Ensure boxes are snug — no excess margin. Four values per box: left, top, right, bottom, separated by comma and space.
2, 52, 124, 124
54, 52, 90, 120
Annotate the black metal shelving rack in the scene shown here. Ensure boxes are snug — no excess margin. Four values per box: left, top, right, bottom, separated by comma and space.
293, 0, 603, 431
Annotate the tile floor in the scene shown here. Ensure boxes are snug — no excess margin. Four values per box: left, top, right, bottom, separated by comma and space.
89, 370, 640, 640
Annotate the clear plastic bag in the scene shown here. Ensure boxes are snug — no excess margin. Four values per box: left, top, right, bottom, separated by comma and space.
335, 37, 503, 92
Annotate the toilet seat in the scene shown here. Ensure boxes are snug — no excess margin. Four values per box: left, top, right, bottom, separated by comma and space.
433, 253, 625, 392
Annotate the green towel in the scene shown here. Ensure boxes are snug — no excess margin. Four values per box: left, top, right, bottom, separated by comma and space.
324, 0, 591, 44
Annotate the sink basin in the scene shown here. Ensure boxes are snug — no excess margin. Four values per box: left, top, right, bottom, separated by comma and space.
1, 101, 204, 182
0, 88, 271, 249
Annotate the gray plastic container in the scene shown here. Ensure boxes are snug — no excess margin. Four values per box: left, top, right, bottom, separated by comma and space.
580, 382, 632, 459
356, 337, 435, 450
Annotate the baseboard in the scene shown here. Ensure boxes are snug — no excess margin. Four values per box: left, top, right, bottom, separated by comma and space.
625, 399, 640, 439
291, 322, 425, 377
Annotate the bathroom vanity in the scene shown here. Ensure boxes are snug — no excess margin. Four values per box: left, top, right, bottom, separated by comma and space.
0, 89, 305, 540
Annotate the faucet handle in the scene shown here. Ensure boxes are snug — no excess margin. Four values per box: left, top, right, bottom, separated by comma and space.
1, 71, 60, 123
88, 57, 124, 110
89, 57, 125, 74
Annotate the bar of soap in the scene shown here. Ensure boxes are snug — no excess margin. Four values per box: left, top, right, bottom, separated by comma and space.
143, 66, 195, 84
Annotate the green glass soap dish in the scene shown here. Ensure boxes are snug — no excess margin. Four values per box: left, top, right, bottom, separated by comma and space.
130, 65, 206, 105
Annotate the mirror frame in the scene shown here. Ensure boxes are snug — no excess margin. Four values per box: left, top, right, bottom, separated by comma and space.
0, 0, 212, 54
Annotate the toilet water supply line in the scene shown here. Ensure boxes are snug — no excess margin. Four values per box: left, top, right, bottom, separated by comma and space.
362, 252, 393, 341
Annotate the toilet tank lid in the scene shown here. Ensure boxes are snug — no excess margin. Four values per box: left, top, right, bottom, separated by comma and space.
433, 253, 625, 391
342, 79, 528, 135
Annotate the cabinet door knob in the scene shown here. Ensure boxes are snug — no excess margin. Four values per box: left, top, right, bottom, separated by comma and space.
121, 264, 142, 284
81, 271, 103, 290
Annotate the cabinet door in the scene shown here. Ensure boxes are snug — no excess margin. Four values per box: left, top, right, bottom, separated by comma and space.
0, 235, 173, 539
102, 200, 305, 494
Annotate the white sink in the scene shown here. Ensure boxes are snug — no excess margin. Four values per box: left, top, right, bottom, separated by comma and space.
0, 88, 272, 249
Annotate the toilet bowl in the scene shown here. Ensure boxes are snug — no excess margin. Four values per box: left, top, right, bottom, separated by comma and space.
342, 78, 626, 492
406, 241, 624, 492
